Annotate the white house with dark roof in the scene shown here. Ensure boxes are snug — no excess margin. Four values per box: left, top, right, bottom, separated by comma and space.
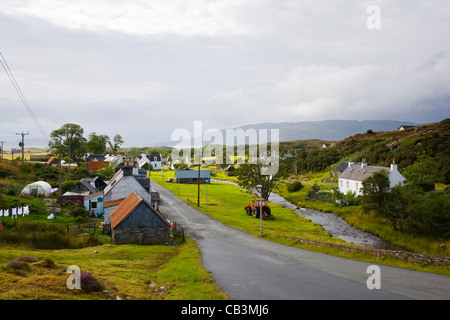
338, 159, 406, 196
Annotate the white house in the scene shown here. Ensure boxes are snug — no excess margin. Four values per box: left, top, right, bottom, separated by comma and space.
150, 154, 162, 171
138, 153, 162, 171
338, 159, 406, 196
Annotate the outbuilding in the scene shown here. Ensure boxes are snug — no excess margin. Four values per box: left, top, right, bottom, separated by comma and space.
175, 170, 211, 184
84, 191, 104, 217
20, 181, 53, 197
109, 191, 170, 245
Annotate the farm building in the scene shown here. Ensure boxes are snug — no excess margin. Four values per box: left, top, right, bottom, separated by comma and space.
175, 170, 211, 184
60, 178, 99, 205
109, 191, 170, 245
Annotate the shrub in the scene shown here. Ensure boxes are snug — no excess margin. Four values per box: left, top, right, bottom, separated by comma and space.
42, 258, 56, 268
310, 182, 320, 193
0, 167, 13, 178
17, 256, 39, 263
7, 258, 32, 276
287, 181, 303, 193
80, 272, 104, 292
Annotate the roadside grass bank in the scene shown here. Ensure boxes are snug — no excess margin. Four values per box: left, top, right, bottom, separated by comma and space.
0, 196, 229, 300
0, 238, 229, 300
151, 170, 450, 276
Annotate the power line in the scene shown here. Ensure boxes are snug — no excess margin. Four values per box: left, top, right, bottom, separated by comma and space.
0, 52, 49, 140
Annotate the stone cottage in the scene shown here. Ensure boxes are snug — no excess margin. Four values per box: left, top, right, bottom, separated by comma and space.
109, 191, 170, 245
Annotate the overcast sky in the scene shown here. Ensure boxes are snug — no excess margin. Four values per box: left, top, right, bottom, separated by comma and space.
1, 1, 449, 148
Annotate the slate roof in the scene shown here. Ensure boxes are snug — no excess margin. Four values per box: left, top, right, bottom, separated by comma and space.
175, 170, 211, 179
79, 179, 98, 193
339, 164, 389, 182
335, 162, 360, 173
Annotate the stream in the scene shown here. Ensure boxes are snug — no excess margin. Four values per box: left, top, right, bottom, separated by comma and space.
212, 179, 396, 249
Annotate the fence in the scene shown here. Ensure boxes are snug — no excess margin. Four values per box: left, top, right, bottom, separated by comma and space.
66, 222, 98, 236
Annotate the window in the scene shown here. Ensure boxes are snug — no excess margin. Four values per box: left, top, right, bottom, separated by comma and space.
346, 181, 349, 188
91, 201, 97, 209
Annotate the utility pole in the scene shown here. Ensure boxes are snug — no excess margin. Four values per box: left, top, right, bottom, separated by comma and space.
15, 131, 29, 165
197, 163, 201, 207
58, 139, 62, 198
0, 141, 4, 158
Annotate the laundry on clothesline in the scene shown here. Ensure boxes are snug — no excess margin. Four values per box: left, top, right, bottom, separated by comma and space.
0, 206, 30, 218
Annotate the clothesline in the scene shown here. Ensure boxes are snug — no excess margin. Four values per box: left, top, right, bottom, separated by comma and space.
0, 205, 30, 218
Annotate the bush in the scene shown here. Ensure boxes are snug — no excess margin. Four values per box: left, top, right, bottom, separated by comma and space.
80, 272, 104, 292
287, 181, 303, 193
42, 258, 56, 268
310, 182, 320, 193
17, 256, 39, 263
0, 167, 13, 178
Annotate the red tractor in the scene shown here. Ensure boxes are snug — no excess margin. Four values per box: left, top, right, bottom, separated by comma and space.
245, 198, 274, 220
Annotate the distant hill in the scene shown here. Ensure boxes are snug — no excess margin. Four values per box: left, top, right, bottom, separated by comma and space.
150, 119, 420, 146
235, 119, 420, 142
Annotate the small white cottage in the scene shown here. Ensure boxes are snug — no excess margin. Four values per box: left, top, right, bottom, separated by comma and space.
338, 159, 406, 196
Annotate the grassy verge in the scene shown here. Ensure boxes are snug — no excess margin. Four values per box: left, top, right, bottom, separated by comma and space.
0, 239, 229, 300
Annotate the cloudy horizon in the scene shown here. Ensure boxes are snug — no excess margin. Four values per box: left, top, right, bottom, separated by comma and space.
1, 1, 449, 149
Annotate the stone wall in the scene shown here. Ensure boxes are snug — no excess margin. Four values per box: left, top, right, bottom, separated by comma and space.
112, 227, 170, 245
290, 237, 450, 266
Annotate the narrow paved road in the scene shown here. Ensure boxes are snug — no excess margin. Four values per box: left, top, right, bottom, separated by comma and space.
152, 181, 450, 300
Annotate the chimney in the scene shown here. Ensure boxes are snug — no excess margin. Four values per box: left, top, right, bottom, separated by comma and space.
361, 158, 368, 168
390, 158, 398, 172
123, 157, 133, 176
348, 158, 354, 168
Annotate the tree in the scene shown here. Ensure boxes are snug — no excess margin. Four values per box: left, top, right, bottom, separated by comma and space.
234, 160, 277, 200
108, 134, 124, 153
361, 170, 390, 215
86, 132, 110, 154
49, 123, 86, 160
402, 154, 439, 191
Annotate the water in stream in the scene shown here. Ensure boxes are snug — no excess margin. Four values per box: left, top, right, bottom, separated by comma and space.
212, 179, 395, 249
